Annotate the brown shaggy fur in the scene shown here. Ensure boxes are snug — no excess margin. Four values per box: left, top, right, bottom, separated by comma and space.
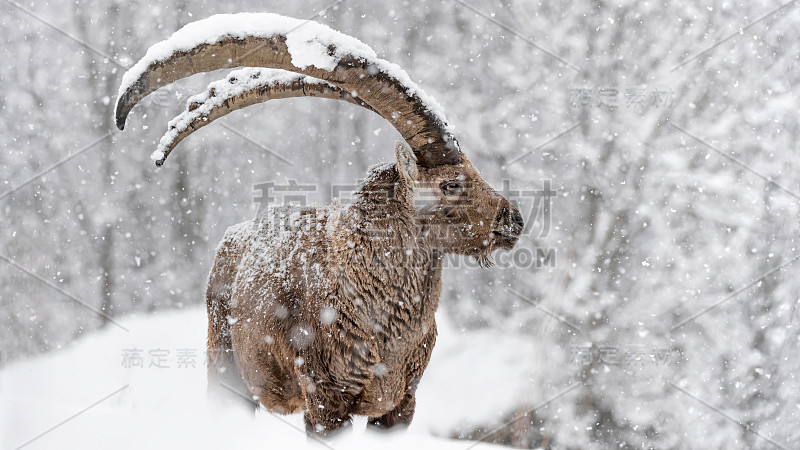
206, 143, 523, 435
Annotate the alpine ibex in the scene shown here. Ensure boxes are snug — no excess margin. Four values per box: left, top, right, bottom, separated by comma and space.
115, 13, 524, 436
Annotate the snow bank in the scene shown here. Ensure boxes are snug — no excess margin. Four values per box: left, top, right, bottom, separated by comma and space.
416, 324, 538, 435
118, 13, 450, 132
0, 307, 527, 449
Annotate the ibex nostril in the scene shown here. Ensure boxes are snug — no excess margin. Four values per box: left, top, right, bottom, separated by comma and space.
511, 209, 524, 230
497, 207, 508, 224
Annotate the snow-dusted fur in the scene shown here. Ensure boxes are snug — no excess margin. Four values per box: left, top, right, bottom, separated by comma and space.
206, 143, 523, 435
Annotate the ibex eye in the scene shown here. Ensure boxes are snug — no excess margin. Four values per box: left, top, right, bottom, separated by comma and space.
440, 181, 464, 196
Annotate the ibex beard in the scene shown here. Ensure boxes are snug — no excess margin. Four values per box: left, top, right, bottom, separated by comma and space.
114, 13, 524, 436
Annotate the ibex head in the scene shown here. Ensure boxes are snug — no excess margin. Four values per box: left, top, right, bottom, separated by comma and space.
115, 13, 523, 260
392, 143, 523, 263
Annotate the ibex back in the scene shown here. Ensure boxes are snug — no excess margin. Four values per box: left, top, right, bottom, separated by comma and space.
115, 13, 523, 436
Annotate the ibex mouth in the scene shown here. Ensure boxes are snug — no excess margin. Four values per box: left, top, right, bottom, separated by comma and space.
492, 231, 518, 240
492, 230, 520, 249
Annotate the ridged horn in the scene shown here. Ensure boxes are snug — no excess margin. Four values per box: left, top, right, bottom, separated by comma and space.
115, 13, 462, 168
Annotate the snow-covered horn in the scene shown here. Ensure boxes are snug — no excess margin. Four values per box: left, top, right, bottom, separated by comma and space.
153, 68, 377, 166
115, 13, 462, 168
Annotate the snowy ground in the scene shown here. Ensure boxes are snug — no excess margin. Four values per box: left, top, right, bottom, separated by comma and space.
0, 307, 534, 449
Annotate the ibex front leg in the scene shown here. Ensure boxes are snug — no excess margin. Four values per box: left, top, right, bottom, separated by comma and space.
367, 391, 417, 429
299, 375, 356, 436
296, 352, 365, 437
368, 329, 436, 430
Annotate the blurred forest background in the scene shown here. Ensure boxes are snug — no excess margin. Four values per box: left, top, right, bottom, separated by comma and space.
1, 0, 799, 448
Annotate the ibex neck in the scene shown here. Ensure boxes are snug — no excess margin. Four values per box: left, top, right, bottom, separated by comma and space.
335, 164, 443, 324
351, 163, 417, 249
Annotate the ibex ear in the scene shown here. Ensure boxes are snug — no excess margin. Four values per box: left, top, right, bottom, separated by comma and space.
394, 141, 419, 184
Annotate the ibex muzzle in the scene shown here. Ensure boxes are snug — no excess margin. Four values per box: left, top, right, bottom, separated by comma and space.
115, 12, 523, 436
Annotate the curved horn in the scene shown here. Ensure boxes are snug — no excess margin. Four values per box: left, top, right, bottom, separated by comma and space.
116, 13, 462, 168
154, 68, 377, 166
